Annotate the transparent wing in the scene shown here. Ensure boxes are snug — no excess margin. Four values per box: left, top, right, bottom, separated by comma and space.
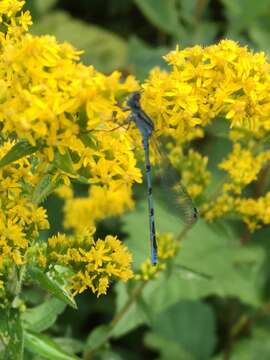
150, 135, 198, 225
175, 264, 212, 281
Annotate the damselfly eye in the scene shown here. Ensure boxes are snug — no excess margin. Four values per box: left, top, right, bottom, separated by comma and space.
127, 91, 141, 108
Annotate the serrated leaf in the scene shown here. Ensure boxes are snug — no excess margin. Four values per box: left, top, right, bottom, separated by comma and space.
30, 11, 127, 73
0, 140, 38, 168
25, 330, 79, 360
28, 266, 77, 309
0, 308, 24, 359
134, 0, 181, 35
84, 325, 112, 355
32, 174, 62, 205
22, 298, 66, 332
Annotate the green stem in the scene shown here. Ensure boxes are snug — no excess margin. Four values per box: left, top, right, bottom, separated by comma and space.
84, 223, 196, 359
110, 282, 146, 328
7, 265, 24, 298
231, 300, 270, 340
176, 222, 195, 242
84, 223, 195, 359
83, 281, 146, 360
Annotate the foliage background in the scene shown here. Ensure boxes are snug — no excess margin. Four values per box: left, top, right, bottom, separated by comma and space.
17, 0, 270, 359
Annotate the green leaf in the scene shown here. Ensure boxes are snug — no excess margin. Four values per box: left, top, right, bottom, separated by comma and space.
34, 0, 57, 15
0, 140, 37, 168
145, 332, 193, 360
25, 330, 79, 360
127, 37, 169, 80
79, 133, 98, 150
134, 0, 181, 35
28, 266, 77, 309
84, 325, 112, 356
111, 281, 148, 338
184, 21, 218, 46
112, 200, 265, 337
222, 0, 270, 31
96, 350, 123, 360
230, 326, 270, 359
150, 300, 216, 360
249, 25, 270, 53
54, 338, 84, 356
54, 149, 77, 175
0, 308, 24, 359
30, 11, 127, 73
32, 174, 62, 205
0, 308, 9, 344
125, 200, 264, 304
22, 298, 66, 332
24, 0, 57, 18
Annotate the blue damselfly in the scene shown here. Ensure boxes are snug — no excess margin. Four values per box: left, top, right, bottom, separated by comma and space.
122, 92, 198, 265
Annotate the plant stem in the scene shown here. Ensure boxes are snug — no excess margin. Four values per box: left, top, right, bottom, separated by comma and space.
176, 222, 195, 242
85, 222, 195, 359
110, 281, 146, 328
83, 281, 147, 360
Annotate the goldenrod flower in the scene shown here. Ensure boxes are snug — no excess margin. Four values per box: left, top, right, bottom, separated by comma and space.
219, 143, 270, 193
47, 229, 133, 297
1, 0, 270, 298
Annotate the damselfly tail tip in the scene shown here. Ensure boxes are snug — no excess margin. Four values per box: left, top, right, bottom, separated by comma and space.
194, 206, 199, 219
190, 207, 199, 224
183, 206, 199, 225
151, 252, 158, 266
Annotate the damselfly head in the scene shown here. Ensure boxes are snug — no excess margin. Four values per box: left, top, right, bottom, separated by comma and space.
127, 91, 141, 109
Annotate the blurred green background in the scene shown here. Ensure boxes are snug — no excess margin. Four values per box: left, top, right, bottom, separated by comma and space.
23, 1, 270, 359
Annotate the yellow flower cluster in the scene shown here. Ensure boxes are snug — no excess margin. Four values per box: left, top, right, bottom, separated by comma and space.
0, 0, 138, 296
203, 141, 270, 230
202, 194, 235, 221
235, 193, 270, 231
46, 228, 133, 297
135, 233, 179, 281
0, 140, 49, 278
143, 40, 270, 137
137, 40, 270, 232
2, 0, 270, 297
63, 184, 135, 231
219, 143, 270, 194
203, 191, 270, 231
168, 146, 210, 198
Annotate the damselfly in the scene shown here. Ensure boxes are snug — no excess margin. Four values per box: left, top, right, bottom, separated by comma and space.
121, 91, 198, 265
